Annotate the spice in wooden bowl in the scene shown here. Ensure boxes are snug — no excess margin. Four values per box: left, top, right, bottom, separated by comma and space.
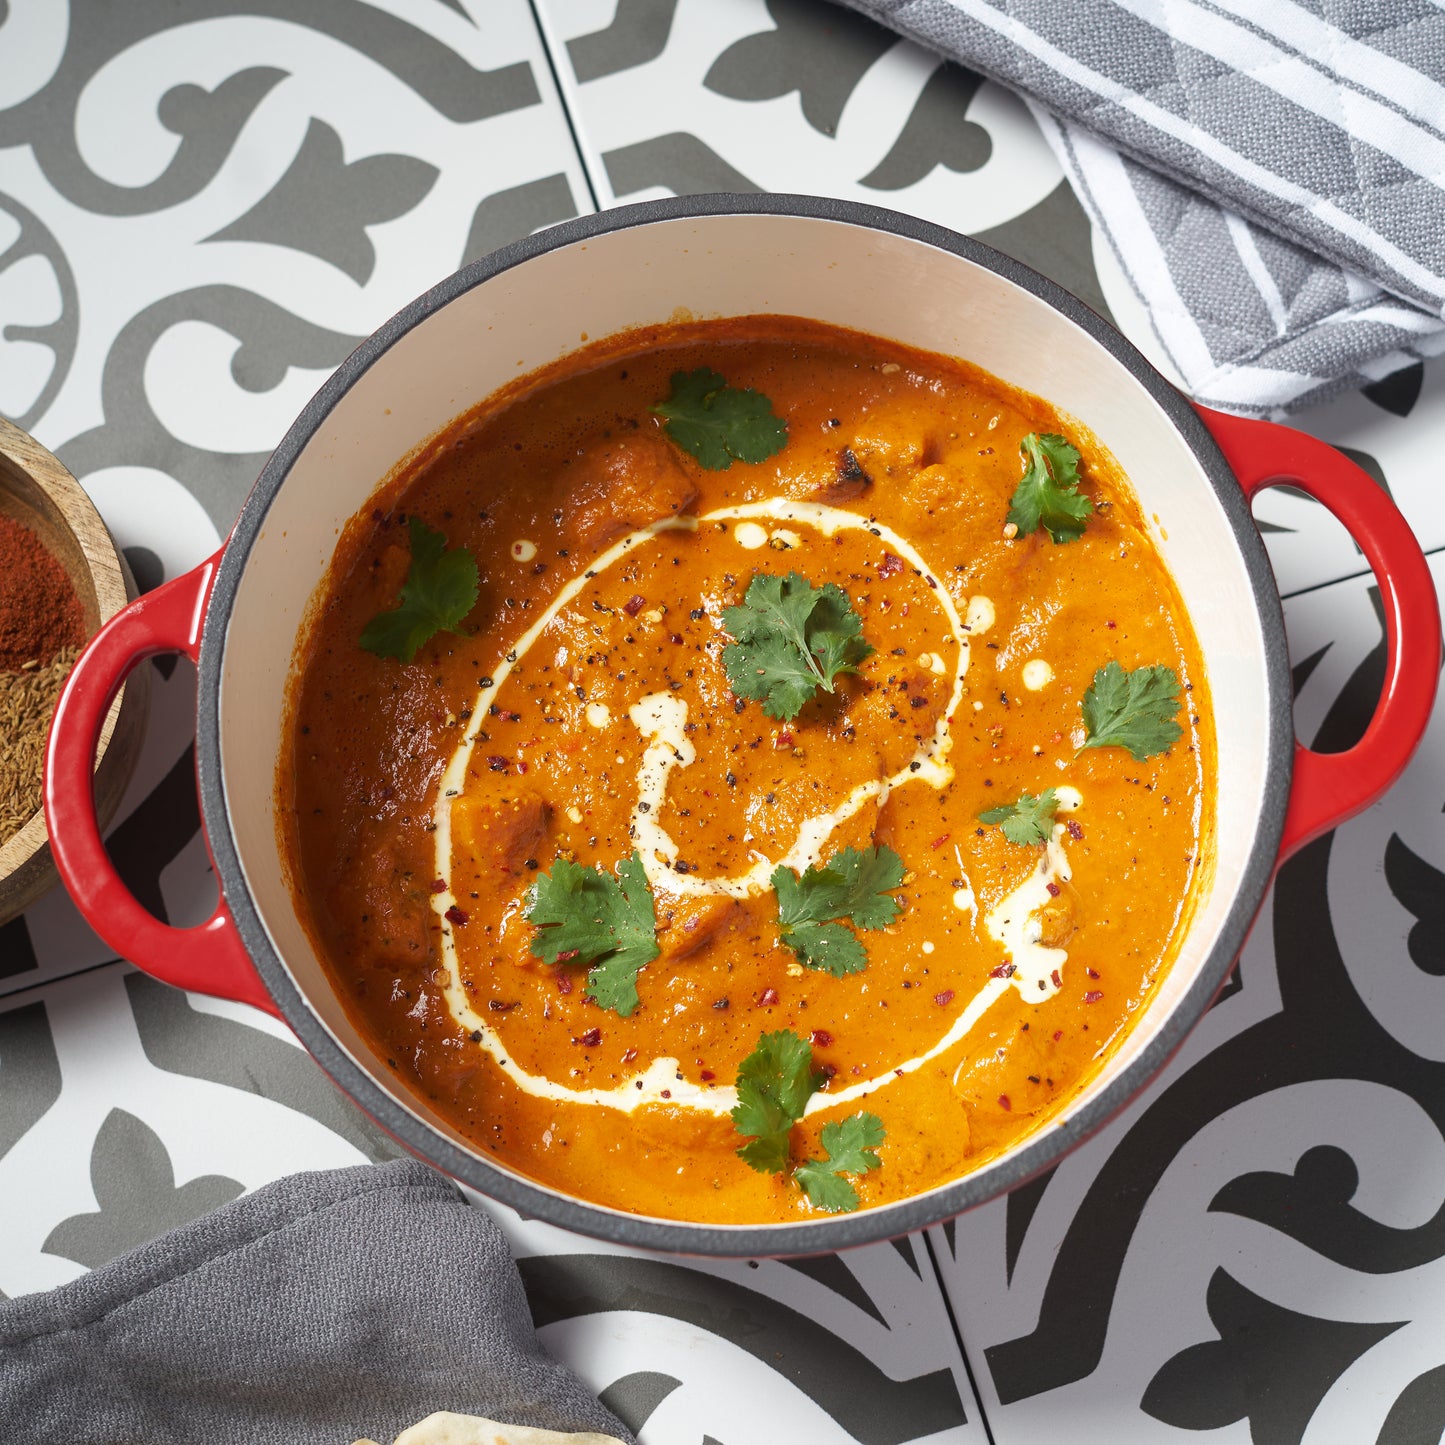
0, 514, 88, 842
0, 415, 147, 926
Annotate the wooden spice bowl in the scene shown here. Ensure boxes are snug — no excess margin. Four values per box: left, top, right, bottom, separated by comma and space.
0, 416, 148, 927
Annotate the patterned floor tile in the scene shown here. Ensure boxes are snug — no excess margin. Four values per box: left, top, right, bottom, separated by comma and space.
929, 550, 1445, 1444
488, 1201, 989, 1445
534, 0, 1113, 320
0, 0, 591, 537
0, 0, 593, 991
0, 963, 399, 1298
1272, 361, 1445, 594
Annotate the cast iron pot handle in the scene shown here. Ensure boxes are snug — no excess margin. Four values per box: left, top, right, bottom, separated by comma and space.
45, 549, 281, 1018
1198, 406, 1441, 862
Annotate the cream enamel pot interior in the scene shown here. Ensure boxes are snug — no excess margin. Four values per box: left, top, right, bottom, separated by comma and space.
46, 196, 1440, 1256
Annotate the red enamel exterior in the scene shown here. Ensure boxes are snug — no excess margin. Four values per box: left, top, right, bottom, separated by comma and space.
1195, 406, 1442, 862
43, 550, 278, 1018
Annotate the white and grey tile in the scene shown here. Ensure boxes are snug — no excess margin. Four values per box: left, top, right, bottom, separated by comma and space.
0, 0, 594, 992
535, 0, 1113, 319
494, 1206, 989, 1444
0, 964, 395, 1297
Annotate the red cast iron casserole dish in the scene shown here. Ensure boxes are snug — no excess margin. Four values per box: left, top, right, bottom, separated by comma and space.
45, 196, 1441, 1255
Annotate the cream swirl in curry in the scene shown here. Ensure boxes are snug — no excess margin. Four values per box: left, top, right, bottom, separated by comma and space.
282, 316, 1213, 1224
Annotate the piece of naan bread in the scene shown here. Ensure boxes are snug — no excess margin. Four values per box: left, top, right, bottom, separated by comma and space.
353, 1410, 629, 1445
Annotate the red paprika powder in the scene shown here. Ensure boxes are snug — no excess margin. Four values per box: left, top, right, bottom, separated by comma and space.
0, 514, 85, 672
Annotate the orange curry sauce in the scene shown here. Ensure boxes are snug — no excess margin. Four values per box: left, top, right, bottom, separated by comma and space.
281, 316, 1214, 1224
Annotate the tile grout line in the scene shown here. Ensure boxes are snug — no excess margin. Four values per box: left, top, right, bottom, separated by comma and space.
525, 0, 604, 214
1277, 540, 1444, 604
921, 1230, 999, 1445
0, 954, 129, 1009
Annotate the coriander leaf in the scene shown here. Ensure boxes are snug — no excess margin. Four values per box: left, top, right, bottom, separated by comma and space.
722, 571, 873, 722
775, 920, 867, 978
1081, 661, 1183, 761
771, 845, 904, 976
652, 367, 788, 471
823, 845, 907, 930
526, 852, 659, 1017
794, 1112, 886, 1214
979, 787, 1059, 846
359, 516, 479, 662
732, 1029, 824, 1174
1007, 432, 1093, 544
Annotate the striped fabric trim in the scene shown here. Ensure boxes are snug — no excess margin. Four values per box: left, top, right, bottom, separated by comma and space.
1198, 0, 1445, 134
849, 0, 1445, 311
1033, 107, 1445, 416
838, 0, 1445, 414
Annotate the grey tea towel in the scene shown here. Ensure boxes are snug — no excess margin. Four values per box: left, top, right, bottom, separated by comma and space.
833, 0, 1445, 416
0, 1159, 634, 1445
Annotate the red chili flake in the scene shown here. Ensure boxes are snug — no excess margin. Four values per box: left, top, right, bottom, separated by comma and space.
487, 755, 509, 773
661, 1089, 672, 1099
878, 551, 904, 578
700, 1069, 716, 1082
820, 1062, 837, 1080
775, 730, 795, 750
810, 1029, 833, 1047
989, 962, 1016, 979
1083, 990, 1104, 1004
488, 999, 517, 1013
934, 989, 955, 1006
1053, 1029, 1064, 1042
998, 1094, 1012, 1111
1046, 881, 1061, 897
555, 972, 574, 994
759, 987, 780, 1006
501, 710, 521, 722
1106, 620, 1117, 629
1086, 968, 1100, 979
444, 905, 469, 926
430, 878, 448, 894
623, 594, 646, 616
555, 949, 579, 964
1066, 819, 1084, 840
669, 632, 683, 644
622, 1047, 637, 1063
516, 760, 529, 774
577, 1027, 602, 1047
1051, 969, 1062, 989
931, 833, 951, 850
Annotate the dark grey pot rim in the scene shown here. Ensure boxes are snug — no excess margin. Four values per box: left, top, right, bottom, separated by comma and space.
197, 192, 1292, 1256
